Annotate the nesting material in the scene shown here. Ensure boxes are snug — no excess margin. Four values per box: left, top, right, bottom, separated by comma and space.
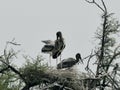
46, 68, 86, 79
44, 68, 100, 90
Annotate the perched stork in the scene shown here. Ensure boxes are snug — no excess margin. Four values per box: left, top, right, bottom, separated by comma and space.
52, 31, 66, 65
52, 31, 65, 62
57, 53, 83, 69
41, 31, 65, 66
41, 40, 55, 65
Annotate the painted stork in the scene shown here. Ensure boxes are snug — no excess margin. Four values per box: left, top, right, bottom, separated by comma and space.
57, 53, 83, 69
41, 31, 65, 65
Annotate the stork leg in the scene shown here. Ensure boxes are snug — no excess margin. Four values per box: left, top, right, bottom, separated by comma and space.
60, 54, 62, 68
56, 58, 58, 66
60, 54, 62, 62
49, 55, 51, 66
46, 59, 49, 66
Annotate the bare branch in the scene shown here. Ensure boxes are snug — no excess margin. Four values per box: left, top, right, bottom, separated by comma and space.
114, 45, 120, 54
101, 0, 107, 13
94, 1, 105, 12
7, 38, 21, 46
85, 0, 105, 12
109, 52, 120, 66
82, 51, 97, 60
7, 41, 21, 46
85, 50, 95, 76
40, 83, 73, 90
85, 0, 95, 3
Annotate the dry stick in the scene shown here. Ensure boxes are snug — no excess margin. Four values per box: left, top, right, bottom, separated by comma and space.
105, 71, 117, 89
7, 38, 21, 46
85, 0, 105, 12
85, 50, 96, 76
82, 51, 97, 61
96, 72, 116, 89
80, 50, 98, 76
97, 68, 120, 89
106, 73, 119, 89
101, 0, 107, 12
7, 41, 21, 46
40, 83, 73, 90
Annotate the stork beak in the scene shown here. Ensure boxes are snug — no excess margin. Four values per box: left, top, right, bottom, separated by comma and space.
79, 55, 83, 64
81, 59, 84, 64
79, 58, 84, 64
78, 59, 83, 64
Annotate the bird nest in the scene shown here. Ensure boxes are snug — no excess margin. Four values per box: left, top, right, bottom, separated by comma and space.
45, 68, 100, 90
46, 68, 86, 79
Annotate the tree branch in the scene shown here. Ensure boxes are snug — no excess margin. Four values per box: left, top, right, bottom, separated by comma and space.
0, 59, 26, 84
85, 50, 95, 76
85, 0, 105, 12
101, 0, 107, 13
85, 0, 95, 3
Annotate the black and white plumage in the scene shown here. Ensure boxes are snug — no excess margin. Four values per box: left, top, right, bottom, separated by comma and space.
52, 31, 65, 59
57, 53, 83, 69
41, 40, 55, 45
41, 31, 65, 65
41, 40, 55, 54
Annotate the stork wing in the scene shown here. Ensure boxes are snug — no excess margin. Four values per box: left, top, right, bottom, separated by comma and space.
57, 58, 76, 69
41, 40, 55, 45
41, 45, 54, 53
52, 51, 61, 59
62, 58, 75, 63
52, 38, 65, 59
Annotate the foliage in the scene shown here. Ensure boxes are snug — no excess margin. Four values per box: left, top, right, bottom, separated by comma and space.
20, 55, 48, 88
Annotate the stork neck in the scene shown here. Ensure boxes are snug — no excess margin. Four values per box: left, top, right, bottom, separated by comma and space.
58, 36, 62, 40
76, 58, 79, 63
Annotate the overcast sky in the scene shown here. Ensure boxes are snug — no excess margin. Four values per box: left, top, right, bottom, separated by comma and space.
0, 0, 120, 72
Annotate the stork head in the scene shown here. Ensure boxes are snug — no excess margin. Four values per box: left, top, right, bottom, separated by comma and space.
76, 53, 83, 63
56, 31, 62, 39
76, 53, 81, 60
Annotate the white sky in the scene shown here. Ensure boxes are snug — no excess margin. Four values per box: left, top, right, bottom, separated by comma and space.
0, 0, 120, 72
